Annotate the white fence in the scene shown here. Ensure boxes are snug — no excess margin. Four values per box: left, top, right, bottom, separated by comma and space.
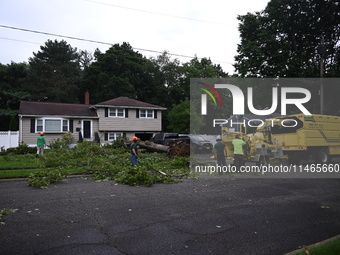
0, 131, 19, 150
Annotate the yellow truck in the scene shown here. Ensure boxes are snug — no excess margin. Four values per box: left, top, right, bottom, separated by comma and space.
222, 114, 340, 164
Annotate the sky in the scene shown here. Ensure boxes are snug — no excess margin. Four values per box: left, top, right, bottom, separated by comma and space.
0, 0, 270, 74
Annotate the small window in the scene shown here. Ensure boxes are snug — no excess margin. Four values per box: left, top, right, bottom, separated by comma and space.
63, 120, 68, 132
140, 109, 154, 118
108, 133, 123, 141
109, 108, 125, 118
37, 119, 43, 132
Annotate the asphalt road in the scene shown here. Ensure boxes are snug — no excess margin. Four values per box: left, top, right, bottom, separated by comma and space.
1, 176, 340, 255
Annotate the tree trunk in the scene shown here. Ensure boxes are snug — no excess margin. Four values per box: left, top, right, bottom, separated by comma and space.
136, 141, 169, 152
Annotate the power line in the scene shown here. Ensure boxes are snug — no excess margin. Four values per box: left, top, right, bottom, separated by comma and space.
0, 24, 233, 65
84, 0, 230, 26
0, 25, 113, 46
0, 37, 41, 45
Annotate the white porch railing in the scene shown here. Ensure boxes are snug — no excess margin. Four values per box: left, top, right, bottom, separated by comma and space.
0, 131, 19, 150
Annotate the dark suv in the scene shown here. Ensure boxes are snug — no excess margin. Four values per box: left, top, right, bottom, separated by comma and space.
189, 135, 213, 153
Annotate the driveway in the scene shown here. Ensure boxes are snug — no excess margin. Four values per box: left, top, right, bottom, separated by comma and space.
1, 176, 340, 255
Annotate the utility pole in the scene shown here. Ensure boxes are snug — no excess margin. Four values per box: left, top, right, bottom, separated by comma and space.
317, 37, 326, 115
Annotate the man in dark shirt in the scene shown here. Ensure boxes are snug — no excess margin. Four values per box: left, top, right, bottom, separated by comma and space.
130, 136, 139, 165
214, 138, 227, 167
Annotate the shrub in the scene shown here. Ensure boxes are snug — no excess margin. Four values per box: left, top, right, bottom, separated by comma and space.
28, 169, 67, 188
48, 132, 73, 149
102, 138, 128, 149
5, 144, 36, 155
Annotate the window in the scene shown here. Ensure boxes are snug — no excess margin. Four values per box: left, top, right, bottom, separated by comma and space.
63, 120, 68, 132
36, 118, 69, 133
108, 133, 123, 141
45, 120, 61, 132
109, 108, 125, 118
139, 109, 154, 118
37, 119, 43, 132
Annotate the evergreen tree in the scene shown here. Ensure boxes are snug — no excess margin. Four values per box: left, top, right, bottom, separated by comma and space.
27, 39, 82, 103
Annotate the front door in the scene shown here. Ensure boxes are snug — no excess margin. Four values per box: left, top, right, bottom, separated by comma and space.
83, 120, 91, 139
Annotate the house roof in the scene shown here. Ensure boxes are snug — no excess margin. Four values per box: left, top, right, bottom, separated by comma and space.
19, 101, 98, 118
95, 97, 167, 110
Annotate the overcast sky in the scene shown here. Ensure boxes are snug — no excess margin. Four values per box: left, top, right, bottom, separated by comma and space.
0, 0, 270, 74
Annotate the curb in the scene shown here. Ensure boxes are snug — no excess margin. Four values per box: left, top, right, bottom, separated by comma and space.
284, 234, 340, 255
0, 174, 91, 182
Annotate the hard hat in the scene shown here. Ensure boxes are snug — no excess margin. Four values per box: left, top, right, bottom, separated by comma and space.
40, 132, 45, 135
132, 136, 139, 141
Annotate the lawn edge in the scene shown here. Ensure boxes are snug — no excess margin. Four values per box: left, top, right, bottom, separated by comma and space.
284, 234, 340, 255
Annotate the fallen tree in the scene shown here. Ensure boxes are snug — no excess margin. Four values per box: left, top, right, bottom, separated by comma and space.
137, 140, 169, 153
125, 140, 190, 158
167, 141, 190, 158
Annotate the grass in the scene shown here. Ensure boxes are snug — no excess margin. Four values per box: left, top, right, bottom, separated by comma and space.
0, 168, 84, 179
0, 169, 37, 179
0, 151, 87, 179
294, 238, 340, 255
0, 154, 40, 170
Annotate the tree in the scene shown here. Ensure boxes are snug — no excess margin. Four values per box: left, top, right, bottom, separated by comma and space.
150, 51, 184, 109
183, 57, 228, 78
0, 62, 30, 130
234, 0, 340, 78
81, 43, 165, 105
27, 39, 82, 103
9, 115, 18, 131
78, 50, 94, 70
184, 58, 229, 133
167, 100, 190, 133
165, 57, 229, 133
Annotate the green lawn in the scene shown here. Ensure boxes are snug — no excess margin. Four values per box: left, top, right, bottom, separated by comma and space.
0, 169, 37, 179
295, 238, 340, 255
0, 153, 84, 179
0, 154, 40, 170
0, 168, 84, 179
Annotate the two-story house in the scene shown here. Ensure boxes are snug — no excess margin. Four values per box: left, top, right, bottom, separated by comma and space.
18, 97, 166, 147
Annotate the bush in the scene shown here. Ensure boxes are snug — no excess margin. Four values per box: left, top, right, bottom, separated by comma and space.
48, 132, 73, 149
102, 138, 127, 149
5, 144, 36, 155
28, 169, 67, 188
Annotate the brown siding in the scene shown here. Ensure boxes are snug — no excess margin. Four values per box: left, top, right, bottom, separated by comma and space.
98, 108, 162, 132
21, 117, 99, 146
